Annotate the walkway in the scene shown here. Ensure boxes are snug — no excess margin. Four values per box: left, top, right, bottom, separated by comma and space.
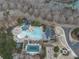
62, 27, 79, 56
46, 47, 55, 59
54, 26, 77, 57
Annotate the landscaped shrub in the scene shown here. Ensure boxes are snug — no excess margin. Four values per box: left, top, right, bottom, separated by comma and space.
17, 18, 24, 25
31, 20, 41, 26
71, 28, 79, 40
54, 46, 60, 53
72, 28, 79, 35
74, 57, 79, 59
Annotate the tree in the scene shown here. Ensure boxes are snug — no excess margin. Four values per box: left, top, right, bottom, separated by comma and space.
74, 57, 79, 59
31, 20, 41, 26
0, 29, 16, 59
54, 46, 60, 53
17, 18, 24, 26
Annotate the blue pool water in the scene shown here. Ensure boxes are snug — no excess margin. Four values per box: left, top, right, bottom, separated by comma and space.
18, 26, 43, 40
26, 27, 43, 40
27, 45, 39, 52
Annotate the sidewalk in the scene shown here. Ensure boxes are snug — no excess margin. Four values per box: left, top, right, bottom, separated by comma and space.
46, 47, 55, 59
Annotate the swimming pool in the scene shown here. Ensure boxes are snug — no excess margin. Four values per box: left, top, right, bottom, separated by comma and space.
17, 26, 43, 40
25, 44, 41, 55
27, 45, 39, 52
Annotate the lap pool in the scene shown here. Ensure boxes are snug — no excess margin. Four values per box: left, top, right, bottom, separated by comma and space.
25, 44, 41, 55
27, 45, 39, 52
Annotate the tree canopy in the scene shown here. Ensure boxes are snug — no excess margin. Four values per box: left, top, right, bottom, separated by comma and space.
75, 57, 79, 59
0, 29, 16, 59
54, 46, 60, 53
31, 20, 41, 26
